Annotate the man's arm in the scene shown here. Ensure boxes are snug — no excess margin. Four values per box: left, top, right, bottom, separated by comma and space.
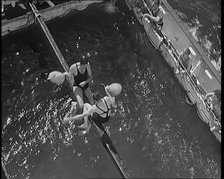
63, 107, 91, 124
143, 13, 160, 23
68, 63, 77, 87
104, 85, 115, 105
85, 62, 93, 84
204, 92, 214, 99
105, 85, 112, 98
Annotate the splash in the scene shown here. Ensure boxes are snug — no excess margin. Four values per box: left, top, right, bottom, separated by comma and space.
104, 1, 117, 14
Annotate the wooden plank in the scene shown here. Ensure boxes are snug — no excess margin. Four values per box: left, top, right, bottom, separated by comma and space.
2, 0, 102, 37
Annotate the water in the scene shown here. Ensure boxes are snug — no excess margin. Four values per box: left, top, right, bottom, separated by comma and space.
1, 1, 221, 178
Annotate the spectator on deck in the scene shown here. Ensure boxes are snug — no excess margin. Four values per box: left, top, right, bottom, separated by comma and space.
141, 0, 169, 50
205, 89, 221, 132
143, 0, 163, 30
175, 48, 192, 74
204, 89, 221, 119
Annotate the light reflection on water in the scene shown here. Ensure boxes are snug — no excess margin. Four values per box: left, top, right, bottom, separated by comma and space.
1, 1, 221, 179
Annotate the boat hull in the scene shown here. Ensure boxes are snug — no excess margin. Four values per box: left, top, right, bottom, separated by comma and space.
126, 0, 221, 142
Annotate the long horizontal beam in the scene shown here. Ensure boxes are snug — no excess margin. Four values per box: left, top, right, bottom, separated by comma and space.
2, 0, 103, 37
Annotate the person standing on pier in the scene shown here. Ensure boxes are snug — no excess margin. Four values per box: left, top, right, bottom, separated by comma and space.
65, 55, 94, 115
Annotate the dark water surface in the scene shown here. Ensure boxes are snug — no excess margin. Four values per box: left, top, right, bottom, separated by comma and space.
1, 1, 221, 179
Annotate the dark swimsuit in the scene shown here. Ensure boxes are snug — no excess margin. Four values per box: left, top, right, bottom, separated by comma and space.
91, 99, 117, 153
91, 98, 111, 132
74, 63, 89, 91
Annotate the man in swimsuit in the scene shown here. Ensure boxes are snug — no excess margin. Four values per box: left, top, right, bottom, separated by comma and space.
66, 56, 94, 115
63, 83, 122, 134
141, 0, 169, 49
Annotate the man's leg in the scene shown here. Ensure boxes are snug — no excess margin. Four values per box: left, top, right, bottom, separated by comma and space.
84, 87, 94, 105
78, 103, 92, 132
62, 101, 82, 124
73, 86, 84, 111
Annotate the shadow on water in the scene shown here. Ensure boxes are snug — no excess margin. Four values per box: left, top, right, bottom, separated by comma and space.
1, 2, 220, 179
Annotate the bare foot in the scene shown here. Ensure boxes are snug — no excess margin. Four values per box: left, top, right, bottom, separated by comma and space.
85, 123, 91, 133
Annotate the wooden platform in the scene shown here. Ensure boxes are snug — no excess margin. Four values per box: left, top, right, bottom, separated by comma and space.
2, 0, 102, 37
